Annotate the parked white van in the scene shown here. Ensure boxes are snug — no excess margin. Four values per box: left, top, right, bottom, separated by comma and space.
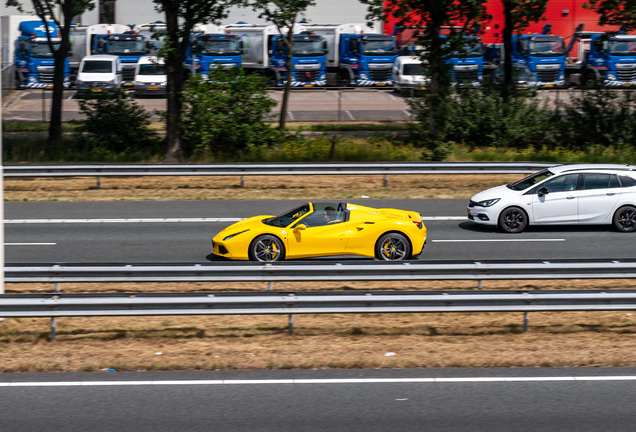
75, 55, 122, 95
134, 56, 166, 97
393, 56, 428, 94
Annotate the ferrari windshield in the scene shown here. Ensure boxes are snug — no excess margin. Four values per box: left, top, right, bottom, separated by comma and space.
263, 203, 311, 227
507, 169, 555, 191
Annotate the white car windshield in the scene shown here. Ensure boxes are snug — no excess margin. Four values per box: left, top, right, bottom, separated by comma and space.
507, 169, 554, 191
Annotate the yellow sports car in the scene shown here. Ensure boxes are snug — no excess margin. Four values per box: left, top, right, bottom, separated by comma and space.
212, 202, 427, 262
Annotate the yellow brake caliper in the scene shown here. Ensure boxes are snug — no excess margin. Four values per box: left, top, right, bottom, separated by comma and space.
271, 243, 278, 259
383, 241, 391, 258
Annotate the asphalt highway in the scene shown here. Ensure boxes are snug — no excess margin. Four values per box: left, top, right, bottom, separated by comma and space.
2, 368, 636, 431
5, 199, 636, 263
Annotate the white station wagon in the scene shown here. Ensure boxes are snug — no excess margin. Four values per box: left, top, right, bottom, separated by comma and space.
468, 164, 636, 233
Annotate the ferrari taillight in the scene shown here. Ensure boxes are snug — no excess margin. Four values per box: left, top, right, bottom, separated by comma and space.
412, 220, 423, 229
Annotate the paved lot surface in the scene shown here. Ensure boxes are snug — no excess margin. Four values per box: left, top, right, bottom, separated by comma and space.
2, 88, 586, 122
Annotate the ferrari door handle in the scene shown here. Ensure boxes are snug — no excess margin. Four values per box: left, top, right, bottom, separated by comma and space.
607, 193, 616, 196
566, 196, 575, 200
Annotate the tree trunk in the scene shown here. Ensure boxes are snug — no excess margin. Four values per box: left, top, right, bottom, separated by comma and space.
427, 23, 443, 137
164, 12, 185, 163
47, 50, 65, 144
502, 0, 514, 104
279, 51, 293, 132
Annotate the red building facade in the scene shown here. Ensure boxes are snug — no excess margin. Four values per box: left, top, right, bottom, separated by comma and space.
383, 0, 621, 45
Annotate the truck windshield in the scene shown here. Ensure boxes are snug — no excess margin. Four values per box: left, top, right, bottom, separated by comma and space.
453, 41, 484, 58
529, 39, 565, 57
402, 63, 426, 75
108, 39, 146, 56
81, 61, 113, 73
30, 42, 60, 58
609, 40, 636, 56
138, 64, 164, 75
200, 38, 241, 56
292, 40, 325, 56
362, 39, 397, 55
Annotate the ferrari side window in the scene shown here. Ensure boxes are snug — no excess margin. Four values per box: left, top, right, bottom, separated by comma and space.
295, 210, 346, 228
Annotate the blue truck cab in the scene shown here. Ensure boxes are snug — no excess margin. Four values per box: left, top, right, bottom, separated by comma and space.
299, 24, 396, 87
393, 27, 484, 86
337, 33, 397, 86
583, 33, 636, 87
442, 35, 484, 86
224, 24, 327, 87
14, 21, 70, 89
185, 25, 243, 78
511, 28, 566, 88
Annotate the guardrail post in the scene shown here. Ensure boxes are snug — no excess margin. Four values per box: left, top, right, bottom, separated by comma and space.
288, 314, 294, 334
240, 175, 244, 188
50, 282, 61, 341
384, 174, 388, 187
477, 280, 482, 290
523, 312, 529, 333
96, 177, 101, 189
268, 281, 273, 291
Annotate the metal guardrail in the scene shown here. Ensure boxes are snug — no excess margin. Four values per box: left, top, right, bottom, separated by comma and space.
6, 260, 636, 283
4, 162, 554, 178
3, 289, 636, 339
3, 290, 636, 318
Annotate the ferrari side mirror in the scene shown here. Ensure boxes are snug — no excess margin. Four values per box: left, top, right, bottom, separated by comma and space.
293, 224, 306, 233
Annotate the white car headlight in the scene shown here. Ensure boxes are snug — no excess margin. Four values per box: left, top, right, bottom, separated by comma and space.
478, 198, 500, 207
28, 76, 37, 83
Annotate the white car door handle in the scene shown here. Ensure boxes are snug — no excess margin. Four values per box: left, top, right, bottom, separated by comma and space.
607, 193, 616, 196
566, 196, 575, 200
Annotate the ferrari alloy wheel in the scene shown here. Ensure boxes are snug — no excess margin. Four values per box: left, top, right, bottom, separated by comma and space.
613, 206, 636, 233
376, 233, 411, 261
250, 235, 285, 262
498, 206, 528, 233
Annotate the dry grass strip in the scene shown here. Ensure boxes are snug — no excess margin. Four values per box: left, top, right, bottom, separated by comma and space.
2, 279, 636, 372
5, 174, 522, 202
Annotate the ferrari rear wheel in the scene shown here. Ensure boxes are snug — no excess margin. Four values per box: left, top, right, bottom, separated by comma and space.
376, 233, 411, 261
250, 235, 285, 262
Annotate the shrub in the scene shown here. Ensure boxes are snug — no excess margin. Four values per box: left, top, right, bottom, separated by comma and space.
181, 68, 280, 157
75, 89, 158, 155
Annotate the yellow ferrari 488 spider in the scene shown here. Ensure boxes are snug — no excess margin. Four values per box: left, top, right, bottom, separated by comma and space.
212, 202, 427, 262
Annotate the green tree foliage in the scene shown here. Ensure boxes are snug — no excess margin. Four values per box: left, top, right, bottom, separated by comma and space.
364, 0, 486, 142
181, 69, 279, 157
76, 89, 157, 154
249, 0, 316, 132
557, 89, 636, 148
6, 0, 95, 143
152, 0, 235, 162
583, 0, 636, 30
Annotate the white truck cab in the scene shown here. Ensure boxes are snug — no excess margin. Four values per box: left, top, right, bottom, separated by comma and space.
75, 54, 122, 95
393, 56, 428, 94
134, 56, 166, 96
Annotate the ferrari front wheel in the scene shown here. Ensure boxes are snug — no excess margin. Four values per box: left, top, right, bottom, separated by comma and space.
249, 235, 285, 262
376, 233, 411, 261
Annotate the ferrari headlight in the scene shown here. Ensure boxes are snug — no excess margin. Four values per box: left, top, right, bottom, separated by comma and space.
223, 229, 249, 241
478, 198, 500, 207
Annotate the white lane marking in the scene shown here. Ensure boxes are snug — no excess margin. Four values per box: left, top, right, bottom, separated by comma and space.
432, 239, 566, 243
4, 217, 466, 224
345, 110, 355, 120
1, 376, 635, 387
66, 92, 75, 100
4, 243, 56, 246
287, 111, 295, 121
387, 93, 397, 101
402, 109, 411, 118
4, 218, 245, 224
